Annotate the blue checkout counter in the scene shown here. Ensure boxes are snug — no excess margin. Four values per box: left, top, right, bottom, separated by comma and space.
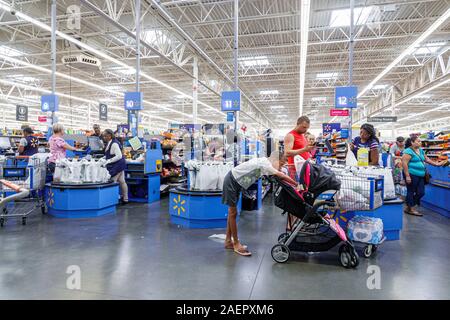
169, 186, 241, 229
125, 147, 162, 203
45, 182, 119, 218
422, 165, 450, 218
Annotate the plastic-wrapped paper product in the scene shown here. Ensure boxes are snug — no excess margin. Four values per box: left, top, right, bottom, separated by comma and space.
337, 188, 370, 211
347, 216, 384, 244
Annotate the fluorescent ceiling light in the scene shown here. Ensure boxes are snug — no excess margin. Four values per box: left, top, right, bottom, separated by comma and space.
316, 72, 338, 80
260, 90, 279, 95
0, 45, 22, 57
311, 96, 327, 102
371, 84, 388, 90
329, 6, 375, 27
271, 105, 285, 109
358, 7, 450, 98
299, 0, 311, 117
239, 56, 269, 67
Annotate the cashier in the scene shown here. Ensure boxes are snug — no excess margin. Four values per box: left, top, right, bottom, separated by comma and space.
350, 123, 380, 166
102, 129, 128, 205
18, 127, 39, 156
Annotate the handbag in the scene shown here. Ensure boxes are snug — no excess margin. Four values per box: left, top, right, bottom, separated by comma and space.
417, 150, 431, 185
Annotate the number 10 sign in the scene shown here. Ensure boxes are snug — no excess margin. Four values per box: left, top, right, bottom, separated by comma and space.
335, 86, 358, 109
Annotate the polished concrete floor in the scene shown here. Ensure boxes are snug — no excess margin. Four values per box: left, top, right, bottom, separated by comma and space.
0, 194, 449, 300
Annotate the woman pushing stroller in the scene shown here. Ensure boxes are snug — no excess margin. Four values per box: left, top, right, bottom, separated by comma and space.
222, 152, 300, 256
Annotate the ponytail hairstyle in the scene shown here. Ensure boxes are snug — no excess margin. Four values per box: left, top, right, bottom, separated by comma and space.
405, 135, 419, 149
360, 123, 379, 143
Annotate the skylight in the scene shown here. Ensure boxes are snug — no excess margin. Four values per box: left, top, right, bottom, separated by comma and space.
143, 30, 171, 46
105, 86, 123, 92
414, 42, 446, 55
270, 105, 285, 109
312, 97, 327, 102
239, 56, 270, 67
415, 94, 432, 99
329, 6, 375, 27
260, 90, 279, 95
371, 84, 388, 90
316, 72, 338, 80
0, 45, 22, 57
114, 68, 135, 75
12, 75, 38, 83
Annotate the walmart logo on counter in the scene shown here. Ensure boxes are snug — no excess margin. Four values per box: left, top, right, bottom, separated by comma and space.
173, 195, 186, 216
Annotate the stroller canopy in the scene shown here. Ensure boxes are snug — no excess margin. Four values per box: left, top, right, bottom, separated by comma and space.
299, 161, 341, 196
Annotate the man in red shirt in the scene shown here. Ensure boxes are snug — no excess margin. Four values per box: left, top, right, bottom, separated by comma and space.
284, 116, 314, 164
283, 116, 315, 230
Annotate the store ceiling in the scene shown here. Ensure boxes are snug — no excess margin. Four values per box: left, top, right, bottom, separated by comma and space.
0, 0, 449, 133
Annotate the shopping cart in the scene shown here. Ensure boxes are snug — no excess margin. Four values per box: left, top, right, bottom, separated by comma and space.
0, 156, 47, 227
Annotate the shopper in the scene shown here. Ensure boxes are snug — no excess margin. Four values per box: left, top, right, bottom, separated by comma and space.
18, 126, 39, 156
48, 123, 79, 174
350, 123, 380, 166
304, 132, 317, 158
102, 129, 128, 204
390, 136, 405, 157
401, 136, 445, 216
222, 152, 299, 256
92, 124, 102, 137
284, 116, 314, 164
90, 124, 105, 149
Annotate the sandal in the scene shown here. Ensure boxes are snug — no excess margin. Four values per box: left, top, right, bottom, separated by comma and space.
233, 245, 252, 257
224, 241, 247, 250
404, 209, 423, 216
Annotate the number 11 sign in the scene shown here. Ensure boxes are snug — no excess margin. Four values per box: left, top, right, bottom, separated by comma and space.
335, 86, 357, 109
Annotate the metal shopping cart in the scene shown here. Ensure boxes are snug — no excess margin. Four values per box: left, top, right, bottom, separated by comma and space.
0, 156, 47, 227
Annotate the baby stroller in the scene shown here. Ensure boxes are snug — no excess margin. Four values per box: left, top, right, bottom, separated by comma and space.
271, 160, 359, 268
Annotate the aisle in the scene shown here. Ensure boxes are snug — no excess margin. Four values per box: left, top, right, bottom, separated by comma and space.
0, 196, 449, 300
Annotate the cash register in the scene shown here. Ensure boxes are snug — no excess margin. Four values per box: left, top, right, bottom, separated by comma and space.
0, 136, 15, 155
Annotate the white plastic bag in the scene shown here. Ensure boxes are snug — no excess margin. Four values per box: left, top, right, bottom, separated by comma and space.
345, 148, 358, 166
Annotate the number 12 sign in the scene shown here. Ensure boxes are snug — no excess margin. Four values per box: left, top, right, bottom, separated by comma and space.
335, 86, 358, 109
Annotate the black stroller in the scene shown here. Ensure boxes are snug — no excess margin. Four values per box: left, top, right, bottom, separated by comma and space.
271, 160, 359, 268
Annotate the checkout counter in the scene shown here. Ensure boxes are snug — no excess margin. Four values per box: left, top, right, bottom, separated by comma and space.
124, 138, 162, 203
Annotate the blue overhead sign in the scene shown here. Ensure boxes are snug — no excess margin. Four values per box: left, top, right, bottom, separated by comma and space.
41, 95, 59, 112
221, 90, 240, 111
335, 86, 358, 109
226, 112, 234, 122
124, 92, 143, 110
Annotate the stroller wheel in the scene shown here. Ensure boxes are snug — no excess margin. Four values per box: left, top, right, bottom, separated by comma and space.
277, 232, 290, 243
339, 244, 359, 269
271, 244, 290, 263
363, 245, 373, 258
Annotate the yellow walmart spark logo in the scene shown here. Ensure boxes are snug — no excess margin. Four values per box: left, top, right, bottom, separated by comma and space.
173, 195, 185, 216
46, 189, 55, 207
335, 210, 349, 225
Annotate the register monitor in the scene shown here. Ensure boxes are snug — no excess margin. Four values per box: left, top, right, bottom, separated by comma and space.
87, 136, 103, 152
0, 136, 12, 150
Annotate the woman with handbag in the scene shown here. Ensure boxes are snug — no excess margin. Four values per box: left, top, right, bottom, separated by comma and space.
401, 136, 445, 216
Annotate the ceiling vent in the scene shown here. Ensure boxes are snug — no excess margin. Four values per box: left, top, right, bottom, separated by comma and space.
62, 54, 102, 71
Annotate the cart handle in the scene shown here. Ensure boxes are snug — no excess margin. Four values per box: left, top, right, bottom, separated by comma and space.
15, 155, 30, 160
0, 179, 23, 192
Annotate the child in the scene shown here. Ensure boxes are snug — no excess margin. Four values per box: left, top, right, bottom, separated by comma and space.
222, 152, 300, 256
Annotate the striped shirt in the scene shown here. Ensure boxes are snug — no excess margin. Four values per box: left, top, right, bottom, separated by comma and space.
352, 136, 379, 158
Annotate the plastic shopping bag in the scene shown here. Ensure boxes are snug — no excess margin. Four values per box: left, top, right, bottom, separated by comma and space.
345, 148, 358, 166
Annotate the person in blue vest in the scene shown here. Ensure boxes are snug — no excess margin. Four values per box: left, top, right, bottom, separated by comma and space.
102, 129, 128, 205
18, 127, 39, 156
